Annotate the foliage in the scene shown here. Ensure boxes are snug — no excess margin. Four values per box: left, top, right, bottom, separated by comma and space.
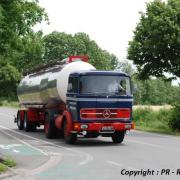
43, 31, 118, 70
116, 60, 135, 76
0, 97, 19, 108
169, 105, 180, 130
0, 0, 47, 57
0, 157, 16, 173
0, 0, 47, 97
0, 163, 7, 173
115, 60, 180, 106
12, 31, 45, 72
0, 58, 21, 97
128, 0, 180, 79
133, 77, 179, 105
2, 158, 16, 168
133, 107, 173, 133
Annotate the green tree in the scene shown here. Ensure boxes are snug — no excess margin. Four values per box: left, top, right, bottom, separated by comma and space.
0, 57, 21, 97
0, 0, 47, 96
43, 31, 118, 70
133, 78, 177, 105
128, 0, 180, 79
12, 31, 45, 72
0, 0, 47, 57
116, 60, 135, 76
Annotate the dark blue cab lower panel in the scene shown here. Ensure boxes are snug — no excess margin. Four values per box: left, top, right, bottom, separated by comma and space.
67, 97, 133, 123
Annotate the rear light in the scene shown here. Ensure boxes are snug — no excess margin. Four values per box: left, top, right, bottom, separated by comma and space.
80, 108, 130, 119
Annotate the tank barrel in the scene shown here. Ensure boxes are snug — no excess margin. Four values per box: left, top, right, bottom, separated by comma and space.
23, 56, 89, 76
17, 56, 95, 107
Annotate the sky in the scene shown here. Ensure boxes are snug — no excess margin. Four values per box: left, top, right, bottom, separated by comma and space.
35, 0, 179, 85
36, 0, 152, 60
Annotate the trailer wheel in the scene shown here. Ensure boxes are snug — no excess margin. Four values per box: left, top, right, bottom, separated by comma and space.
17, 111, 24, 130
44, 113, 57, 139
24, 112, 31, 132
63, 120, 77, 144
111, 131, 125, 144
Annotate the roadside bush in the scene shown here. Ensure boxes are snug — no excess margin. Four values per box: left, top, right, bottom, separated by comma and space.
133, 108, 172, 132
169, 105, 180, 130
0, 96, 19, 108
0, 60, 21, 97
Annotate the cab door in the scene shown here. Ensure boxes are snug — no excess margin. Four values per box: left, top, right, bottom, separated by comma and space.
66, 76, 79, 121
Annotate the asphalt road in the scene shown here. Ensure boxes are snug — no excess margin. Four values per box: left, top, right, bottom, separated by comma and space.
0, 107, 180, 180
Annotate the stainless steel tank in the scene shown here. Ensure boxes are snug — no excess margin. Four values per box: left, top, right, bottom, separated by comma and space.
17, 58, 95, 107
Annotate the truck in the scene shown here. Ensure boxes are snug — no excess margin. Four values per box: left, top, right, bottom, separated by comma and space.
15, 56, 134, 144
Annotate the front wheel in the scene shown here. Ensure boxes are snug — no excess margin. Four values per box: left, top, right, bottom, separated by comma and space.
63, 120, 77, 144
111, 131, 125, 144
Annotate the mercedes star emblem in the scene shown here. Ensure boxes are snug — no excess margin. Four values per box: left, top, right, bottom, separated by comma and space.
103, 109, 111, 118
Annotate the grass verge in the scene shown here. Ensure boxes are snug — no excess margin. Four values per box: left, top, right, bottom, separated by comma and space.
133, 107, 180, 135
0, 97, 19, 108
135, 125, 180, 135
0, 157, 16, 174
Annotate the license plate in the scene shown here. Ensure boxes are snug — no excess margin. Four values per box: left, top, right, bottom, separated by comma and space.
102, 126, 114, 131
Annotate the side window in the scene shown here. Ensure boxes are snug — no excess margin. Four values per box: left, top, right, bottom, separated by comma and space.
118, 79, 127, 95
68, 77, 78, 93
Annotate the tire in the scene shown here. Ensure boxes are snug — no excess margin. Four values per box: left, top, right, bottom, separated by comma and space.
44, 112, 57, 139
24, 112, 31, 132
17, 111, 24, 130
30, 124, 37, 132
111, 131, 125, 144
63, 120, 77, 144
57, 130, 64, 138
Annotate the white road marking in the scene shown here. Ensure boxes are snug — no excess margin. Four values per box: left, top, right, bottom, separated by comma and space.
47, 152, 62, 156
2, 111, 180, 141
78, 153, 93, 166
0, 144, 22, 150
0, 128, 48, 156
30, 156, 62, 175
0, 124, 93, 166
107, 161, 139, 171
0, 124, 64, 176
106, 160, 123, 167
12, 149, 20, 153
126, 139, 180, 152
132, 129, 180, 140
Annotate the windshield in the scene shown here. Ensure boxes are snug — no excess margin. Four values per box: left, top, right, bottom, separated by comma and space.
80, 75, 131, 96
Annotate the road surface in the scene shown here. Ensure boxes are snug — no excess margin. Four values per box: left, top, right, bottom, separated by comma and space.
0, 107, 180, 180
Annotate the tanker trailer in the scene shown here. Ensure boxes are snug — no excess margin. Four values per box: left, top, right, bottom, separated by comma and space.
15, 56, 134, 144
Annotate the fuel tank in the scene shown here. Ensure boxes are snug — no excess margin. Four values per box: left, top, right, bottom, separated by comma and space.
17, 57, 95, 107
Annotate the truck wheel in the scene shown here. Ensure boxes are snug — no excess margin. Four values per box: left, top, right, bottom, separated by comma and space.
44, 113, 56, 139
24, 112, 31, 132
17, 111, 24, 130
63, 120, 77, 144
111, 131, 125, 144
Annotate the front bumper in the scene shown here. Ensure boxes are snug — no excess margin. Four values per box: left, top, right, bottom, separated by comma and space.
73, 122, 134, 132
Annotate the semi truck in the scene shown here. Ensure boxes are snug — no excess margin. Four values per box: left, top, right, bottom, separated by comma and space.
15, 56, 134, 144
